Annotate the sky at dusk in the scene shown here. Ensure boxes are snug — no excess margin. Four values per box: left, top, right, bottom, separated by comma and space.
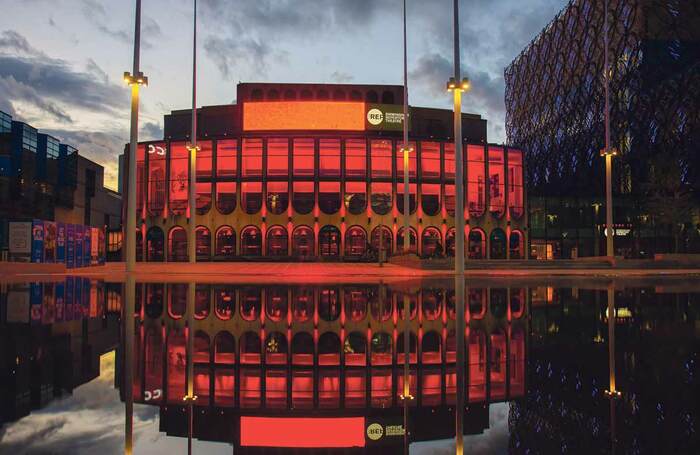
0, 0, 568, 190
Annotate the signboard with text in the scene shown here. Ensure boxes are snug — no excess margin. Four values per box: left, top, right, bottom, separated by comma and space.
9, 222, 32, 257
365, 103, 408, 132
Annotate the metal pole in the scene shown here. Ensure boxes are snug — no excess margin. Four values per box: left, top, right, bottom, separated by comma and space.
188, 0, 198, 264
607, 283, 617, 454
402, 294, 410, 455
124, 274, 135, 454
125, 0, 142, 273
402, 0, 410, 255
604, 0, 614, 257
452, 1, 466, 454
186, 282, 195, 454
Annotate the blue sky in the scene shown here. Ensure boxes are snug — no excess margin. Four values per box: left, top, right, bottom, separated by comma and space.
0, 0, 568, 189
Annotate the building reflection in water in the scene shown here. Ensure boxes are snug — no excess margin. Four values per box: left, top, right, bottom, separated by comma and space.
119, 282, 528, 450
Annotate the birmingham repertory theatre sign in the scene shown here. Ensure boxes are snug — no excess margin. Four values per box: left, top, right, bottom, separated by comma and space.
243, 101, 407, 132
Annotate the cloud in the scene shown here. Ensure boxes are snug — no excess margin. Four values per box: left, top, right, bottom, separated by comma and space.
80, 0, 162, 49
203, 36, 273, 79
330, 71, 354, 83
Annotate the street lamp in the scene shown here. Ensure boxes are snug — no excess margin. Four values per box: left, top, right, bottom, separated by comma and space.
124, 0, 146, 275
602, 0, 615, 258
188, 0, 199, 264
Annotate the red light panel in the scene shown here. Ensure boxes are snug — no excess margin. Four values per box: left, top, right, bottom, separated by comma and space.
244, 102, 365, 131
240, 416, 366, 448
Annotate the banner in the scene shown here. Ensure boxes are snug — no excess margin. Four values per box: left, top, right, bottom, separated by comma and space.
66, 224, 75, 268
44, 222, 57, 263
56, 222, 66, 263
30, 282, 43, 324
91, 228, 99, 265
84, 228, 91, 267
75, 226, 83, 268
31, 220, 44, 263
8, 222, 32, 255
365, 104, 409, 132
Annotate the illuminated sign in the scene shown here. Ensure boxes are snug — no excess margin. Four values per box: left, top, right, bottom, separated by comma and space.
148, 144, 166, 156
243, 101, 408, 132
240, 417, 365, 448
364, 418, 405, 446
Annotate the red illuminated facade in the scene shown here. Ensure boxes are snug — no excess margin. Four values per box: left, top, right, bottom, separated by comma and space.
123, 83, 527, 261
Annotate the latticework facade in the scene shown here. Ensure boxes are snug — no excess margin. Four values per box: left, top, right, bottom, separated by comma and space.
505, 0, 700, 257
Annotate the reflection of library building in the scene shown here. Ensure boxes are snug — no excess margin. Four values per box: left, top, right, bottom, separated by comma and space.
123, 83, 527, 262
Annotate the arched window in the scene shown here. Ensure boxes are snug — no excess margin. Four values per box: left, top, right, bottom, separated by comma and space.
318, 288, 340, 321
240, 226, 262, 256
146, 227, 164, 261
300, 89, 313, 100
240, 331, 261, 363
350, 90, 362, 101
169, 142, 189, 215
266, 287, 288, 322
345, 331, 366, 366
345, 182, 366, 215
488, 146, 505, 218
467, 145, 486, 218
215, 226, 236, 258
168, 226, 188, 262
266, 181, 288, 215
344, 287, 368, 321
318, 332, 341, 365
490, 228, 507, 259
369, 287, 392, 322
292, 287, 313, 322
397, 183, 416, 215
469, 288, 487, 319
332, 89, 346, 100
490, 288, 507, 318
344, 226, 367, 257
445, 228, 459, 257
266, 225, 288, 256
421, 331, 442, 364
510, 230, 524, 259
168, 283, 187, 318
145, 283, 164, 318
251, 88, 263, 101
319, 225, 340, 257
214, 331, 236, 364
292, 181, 314, 214
265, 332, 288, 364
195, 284, 210, 319
421, 288, 443, 321
370, 183, 392, 215
421, 227, 442, 257
267, 89, 279, 101
214, 286, 235, 320
508, 150, 524, 219
381, 90, 395, 104
292, 332, 314, 365
147, 142, 166, 216
196, 226, 211, 261
365, 90, 378, 103
317, 89, 329, 100
421, 183, 441, 216
319, 182, 340, 214
468, 229, 485, 259
240, 288, 261, 321
397, 227, 417, 254
292, 226, 314, 257
370, 226, 393, 257
283, 89, 296, 100
241, 182, 262, 214
397, 292, 417, 320
370, 332, 392, 365
216, 181, 236, 215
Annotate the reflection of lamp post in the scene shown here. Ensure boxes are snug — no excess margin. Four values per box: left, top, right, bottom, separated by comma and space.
184, 282, 197, 455
124, 274, 135, 454
604, 283, 621, 455
447, 2, 470, 453
124, 0, 147, 273
187, 0, 199, 265
601, 0, 617, 258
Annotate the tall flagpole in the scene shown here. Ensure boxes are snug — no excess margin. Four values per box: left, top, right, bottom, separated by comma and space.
402, 0, 411, 254
450, 1, 466, 453
125, 0, 146, 272
188, 0, 198, 264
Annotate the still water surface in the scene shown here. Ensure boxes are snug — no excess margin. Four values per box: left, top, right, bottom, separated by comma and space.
0, 277, 698, 454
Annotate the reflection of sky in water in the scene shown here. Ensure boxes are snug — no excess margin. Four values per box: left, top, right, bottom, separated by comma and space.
0, 349, 511, 453
0, 351, 231, 454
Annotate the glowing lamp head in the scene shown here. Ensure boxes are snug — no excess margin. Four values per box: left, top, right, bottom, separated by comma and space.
446, 77, 457, 92
461, 77, 471, 92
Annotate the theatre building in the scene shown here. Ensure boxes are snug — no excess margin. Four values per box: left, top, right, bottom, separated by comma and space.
124, 82, 527, 262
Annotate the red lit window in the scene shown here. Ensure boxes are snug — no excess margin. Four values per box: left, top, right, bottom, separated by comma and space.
266, 226, 288, 256
444, 142, 455, 181
319, 288, 340, 321
168, 226, 187, 261
292, 181, 314, 214
241, 181, 262, 214
217, 139, 237, 178
510, 230, 524, 259
293, 138, 315, 177
266, 288, 288, 320
467, 145, 486, 217
421, 227, 443, 257
344, 288, 367, 321
146, 142, 166, 216
144, 327, 163, 403
195, 226, 211, 260
421, 183, 440, 216
508, 150, 524, 219
240, 226, 262, 256
370, 140, 392, 179
196, 182, 211, 215
196, 141, 213, 179
169, 142, 188, 215
266, 181, 289, 215
421, 291, 442, 322
319, 225, 340, 257
136, 145, 146, 214
215, 226, 236, 258
444, 184, 455, 217
396, 183, 416, 215
421, 141, 441, 179
344, 226, 367, 257
488, 146, 505, 218
242, 139, 262, 178
292, 226, 314, 257
166, 329, 186, 402
344, 181, 366, 215
468, 229, 486, 259
240, 293, 261, 323
370, 182, 392, 215
397, 227, 417, 254
345, 139, 366, 179
267, 138, 288, 177
395, 141, 416, 180
370, 225, 392, 257
214, 289, 236, 321
146, 227, 164, 261
216, 181, 236, 214
319, 181, 340, 215
292, 287, 313, 321
319, 139, 340, 178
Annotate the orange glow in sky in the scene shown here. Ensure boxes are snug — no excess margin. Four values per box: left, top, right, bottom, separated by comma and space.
243, 101, 366, 131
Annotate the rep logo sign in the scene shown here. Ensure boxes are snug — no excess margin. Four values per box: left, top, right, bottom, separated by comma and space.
366, 423, 384, 441
367, 108, 384, 126
365, 104, 407, 131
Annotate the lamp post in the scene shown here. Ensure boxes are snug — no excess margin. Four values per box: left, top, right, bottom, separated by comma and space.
124, 274, 135, 454
187, 0, 199, 264
402, 0, 412, 255
124, 0, 147, 273
446, 1, 471, 453
601, 0, 617, 257
604, 283, 621, 454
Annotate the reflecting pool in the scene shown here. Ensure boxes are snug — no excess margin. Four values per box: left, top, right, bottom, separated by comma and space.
0, 277, 698, 453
